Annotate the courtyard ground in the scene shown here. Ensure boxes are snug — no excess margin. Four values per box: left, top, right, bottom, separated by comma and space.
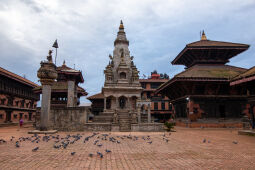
0, 125, 255, 170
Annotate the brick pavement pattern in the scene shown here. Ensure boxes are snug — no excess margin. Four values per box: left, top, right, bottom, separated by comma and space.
0, 126, 255, 170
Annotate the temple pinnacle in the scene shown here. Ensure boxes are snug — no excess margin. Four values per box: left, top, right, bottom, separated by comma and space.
201, 30, 207, 40
119, 20, 124, 29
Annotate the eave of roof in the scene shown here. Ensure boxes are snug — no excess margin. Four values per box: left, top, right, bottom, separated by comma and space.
172, 40, 249, 65
87, 93, 104, 100
139, 79, 169, 83
0, 67, 39, 88
155, 64, 247, 94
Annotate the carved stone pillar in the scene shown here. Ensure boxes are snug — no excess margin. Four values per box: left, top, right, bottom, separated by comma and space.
67, 80, 75, 107
37, 50, 57, 131
137, 104, 141, 124
104, 97, 107, 111
115, 97, 118, 109
148, 104, 151, 123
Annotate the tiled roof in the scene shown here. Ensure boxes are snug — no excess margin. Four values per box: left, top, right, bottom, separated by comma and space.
139, 79, 169, 83
33, 82, 87, 96
231, 66, 255, 81
187, 40, 249, 48
230, 66, 255, 85
0, 67, 39, 88
87, 93, 104, 100
156, 64, 247, 94
175, 64, 246, 79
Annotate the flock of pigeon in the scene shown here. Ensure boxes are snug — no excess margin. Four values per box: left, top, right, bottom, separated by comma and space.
0, 132, 239, 158
0, 132, 168, 159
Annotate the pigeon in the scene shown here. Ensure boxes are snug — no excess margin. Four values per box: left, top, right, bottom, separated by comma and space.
105, 149, 111, 153
32, 147, 39, 152
147, 141, 152, 144
71, 152, 76, 155
97, 152, 103, 158
233, 141, 238, 144
89, 153, 93, 157
203, 139, 206, 143
97, 144, 103, 147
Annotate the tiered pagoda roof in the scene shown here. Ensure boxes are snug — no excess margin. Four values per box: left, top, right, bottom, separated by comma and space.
34, 61, 87, 96
156, 32, 250, 95
56, 61, 84, 83
172, 31, 249, 68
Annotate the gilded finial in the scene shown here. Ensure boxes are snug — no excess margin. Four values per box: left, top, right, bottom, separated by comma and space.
63, 60, 66, 66
119, 20, 124, 29
201, 30, 207, 40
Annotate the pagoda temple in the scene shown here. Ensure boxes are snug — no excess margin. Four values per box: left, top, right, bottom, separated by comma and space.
156, 32, 250, 125
34, 61, 87, 108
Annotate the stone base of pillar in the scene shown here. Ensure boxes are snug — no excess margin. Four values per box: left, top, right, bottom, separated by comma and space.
28, 130, 58, 134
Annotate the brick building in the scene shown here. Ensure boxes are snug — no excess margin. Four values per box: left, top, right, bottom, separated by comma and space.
0, 67, 40, 124
139, 71, 173, 122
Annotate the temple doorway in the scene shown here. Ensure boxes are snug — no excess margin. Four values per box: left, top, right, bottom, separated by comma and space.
119, 96, 126, 109
219, 105, 226, 118
5, 111, 12, 122
28, 112, 32, 121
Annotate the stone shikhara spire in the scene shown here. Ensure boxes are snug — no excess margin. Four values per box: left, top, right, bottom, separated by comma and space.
104, 20, 140, 86
114, 20, 129, 46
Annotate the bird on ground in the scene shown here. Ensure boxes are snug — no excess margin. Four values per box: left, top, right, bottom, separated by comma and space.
32, 147, 39, 152
233, 141, 238, 144
71, 152, 76, 155
97, 144, 103, 147
105, 149, 111, 153
89, 153, 93, 157
97, 152, 103, 158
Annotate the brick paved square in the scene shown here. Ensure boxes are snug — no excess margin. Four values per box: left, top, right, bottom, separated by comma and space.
0, 126, 255, 170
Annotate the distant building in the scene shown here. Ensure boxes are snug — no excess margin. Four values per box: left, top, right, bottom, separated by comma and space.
231, 66, 255, 128
156, 32, 250, 126
34, 61, 87, 108
0, 67, 40, 124
139, 71, 173, 122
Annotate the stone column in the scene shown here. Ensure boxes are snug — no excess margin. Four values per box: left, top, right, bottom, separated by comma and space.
137, 104, 141, 124
67, 80, 75, 107
104, 97, 107, 111
128, 97, 131, 110
148, 104, 151, 123
115, 97, 118, 109
41, 84, 51, 130
37, 50, 57, 131
143, 106, 146, 115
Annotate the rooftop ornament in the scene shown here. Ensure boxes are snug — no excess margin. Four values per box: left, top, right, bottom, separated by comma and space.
52, 39, 59, 65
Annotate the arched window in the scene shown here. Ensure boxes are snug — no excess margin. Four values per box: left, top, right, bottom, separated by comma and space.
120, 72, 126, 79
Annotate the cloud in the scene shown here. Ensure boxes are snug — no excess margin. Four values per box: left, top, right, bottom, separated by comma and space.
0, 0, 255, 103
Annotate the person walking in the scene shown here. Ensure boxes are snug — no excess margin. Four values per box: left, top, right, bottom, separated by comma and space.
19, 118, 23, 128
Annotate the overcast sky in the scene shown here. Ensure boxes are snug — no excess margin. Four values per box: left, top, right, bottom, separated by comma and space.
0, 0, 255, 103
